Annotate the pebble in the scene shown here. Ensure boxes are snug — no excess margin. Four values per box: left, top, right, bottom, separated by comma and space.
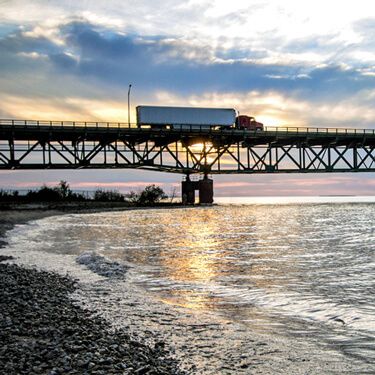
0, 262, 186, 374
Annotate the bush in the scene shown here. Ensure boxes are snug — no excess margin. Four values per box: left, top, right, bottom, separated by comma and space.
0, 189, 19, 202
57, 180, 70, 199
26, 185, 62, 201
24, 181, 86, 202
2, 181, 168, 206
136, 184, 167, 206
125, 191, 140, 204
93, 189, 125, 202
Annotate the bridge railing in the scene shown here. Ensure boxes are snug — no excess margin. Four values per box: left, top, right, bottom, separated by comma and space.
0, 119, 135, 128
0, 119, 374, 135
264, 126, 375, 135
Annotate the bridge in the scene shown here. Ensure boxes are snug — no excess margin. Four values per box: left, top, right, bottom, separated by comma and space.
1, 119, 375, 203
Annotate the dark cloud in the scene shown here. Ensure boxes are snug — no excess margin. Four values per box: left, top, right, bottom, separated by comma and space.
0, 29, 59, 81
0, 22, 342, 107
49, 52, 77, 69
63, 22, 142, 59
54, 21, 375, 100
301, 65, 365, 100
1, 19, 375, 109
0, 31, 59, 56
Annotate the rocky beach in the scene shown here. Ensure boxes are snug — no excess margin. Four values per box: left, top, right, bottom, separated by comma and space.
0, 208, 186, 375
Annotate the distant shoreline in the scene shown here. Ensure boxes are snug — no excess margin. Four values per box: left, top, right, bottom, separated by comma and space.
319, 194, 356, 197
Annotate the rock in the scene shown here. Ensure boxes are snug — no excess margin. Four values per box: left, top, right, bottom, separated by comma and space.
135, 364, 151, 374
0, 255, 14, 262
154, 341, 165, 350
0, 263, 185, 375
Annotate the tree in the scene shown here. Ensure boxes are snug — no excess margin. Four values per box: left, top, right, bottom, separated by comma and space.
57, 180, 71, 199
169, 186, 177, 203
137, 184, 167, 206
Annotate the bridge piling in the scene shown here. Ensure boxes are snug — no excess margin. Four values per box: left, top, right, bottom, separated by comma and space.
181, 175, 197, 204
181, 175, 214, 205
199, 177, 214, 204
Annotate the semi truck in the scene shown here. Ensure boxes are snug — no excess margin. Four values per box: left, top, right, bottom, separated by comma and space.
236, 115, 264, 131
136, 105, 264, 131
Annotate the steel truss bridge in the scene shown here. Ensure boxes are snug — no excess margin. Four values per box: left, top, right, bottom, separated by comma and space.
1, 119, 375, 175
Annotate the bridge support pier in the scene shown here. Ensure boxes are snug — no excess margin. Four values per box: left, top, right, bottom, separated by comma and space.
181, 175, 214, 205
199, 177, 214, 204
181, 176, 198, 205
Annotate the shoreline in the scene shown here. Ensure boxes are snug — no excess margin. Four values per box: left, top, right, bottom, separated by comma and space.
0, 205, 187, 374
0, 201, 194, 246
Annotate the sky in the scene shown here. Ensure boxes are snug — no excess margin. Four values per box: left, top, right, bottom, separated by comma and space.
1, 0, 375, 196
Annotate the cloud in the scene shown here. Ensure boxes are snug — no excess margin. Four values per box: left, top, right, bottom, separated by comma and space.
353, 17, 375, 41
153, 89, 375, 128
58, 21, 375, 99
3, 19, 375, 99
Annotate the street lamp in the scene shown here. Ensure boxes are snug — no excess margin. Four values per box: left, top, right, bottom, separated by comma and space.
128, 84, 132, 127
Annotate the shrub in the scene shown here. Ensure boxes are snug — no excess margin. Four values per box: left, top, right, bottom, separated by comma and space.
137, 184, 167, 206
125, 191, 140, 204
57, 180, 71, 199
93, 189, 125, 202
0, 189, 19, 202
26, 185, 62, 201
25, 180, 82, 202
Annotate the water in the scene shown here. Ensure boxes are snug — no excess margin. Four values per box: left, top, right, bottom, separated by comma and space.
4, 198, 375, 373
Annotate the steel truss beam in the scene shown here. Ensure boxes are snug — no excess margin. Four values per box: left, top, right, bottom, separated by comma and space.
2, 138, 375, 175
1, 122, 375, 174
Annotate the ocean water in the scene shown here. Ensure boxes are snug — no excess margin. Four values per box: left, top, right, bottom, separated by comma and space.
4, 197, 375, 373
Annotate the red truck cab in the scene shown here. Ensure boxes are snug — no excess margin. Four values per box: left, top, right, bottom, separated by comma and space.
236, 115, 264, 131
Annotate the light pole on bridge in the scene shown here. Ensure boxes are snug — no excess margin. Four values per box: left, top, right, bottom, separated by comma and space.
128, 84, 132, 127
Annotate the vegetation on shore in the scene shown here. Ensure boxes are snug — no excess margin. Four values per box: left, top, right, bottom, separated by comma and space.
0, 181, 170, 207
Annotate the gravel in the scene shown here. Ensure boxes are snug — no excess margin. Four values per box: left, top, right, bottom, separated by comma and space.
0, 259, 186, 374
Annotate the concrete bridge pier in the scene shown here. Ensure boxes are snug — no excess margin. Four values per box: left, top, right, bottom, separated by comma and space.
181, 175, 197, 204
181, 175, 214, 205
199, 176, 214, 204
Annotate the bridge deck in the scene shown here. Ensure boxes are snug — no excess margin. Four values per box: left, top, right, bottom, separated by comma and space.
1, 120, 375, 147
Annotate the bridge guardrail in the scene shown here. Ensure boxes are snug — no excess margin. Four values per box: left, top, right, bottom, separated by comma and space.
264, 126, 375, 135
0, 119, 374, 136
0, 119, 134, 129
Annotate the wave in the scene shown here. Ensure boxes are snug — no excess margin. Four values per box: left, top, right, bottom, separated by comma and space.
76, 251, 129, 278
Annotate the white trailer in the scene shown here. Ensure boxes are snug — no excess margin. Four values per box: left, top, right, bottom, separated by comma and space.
136, 105, 236, 129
